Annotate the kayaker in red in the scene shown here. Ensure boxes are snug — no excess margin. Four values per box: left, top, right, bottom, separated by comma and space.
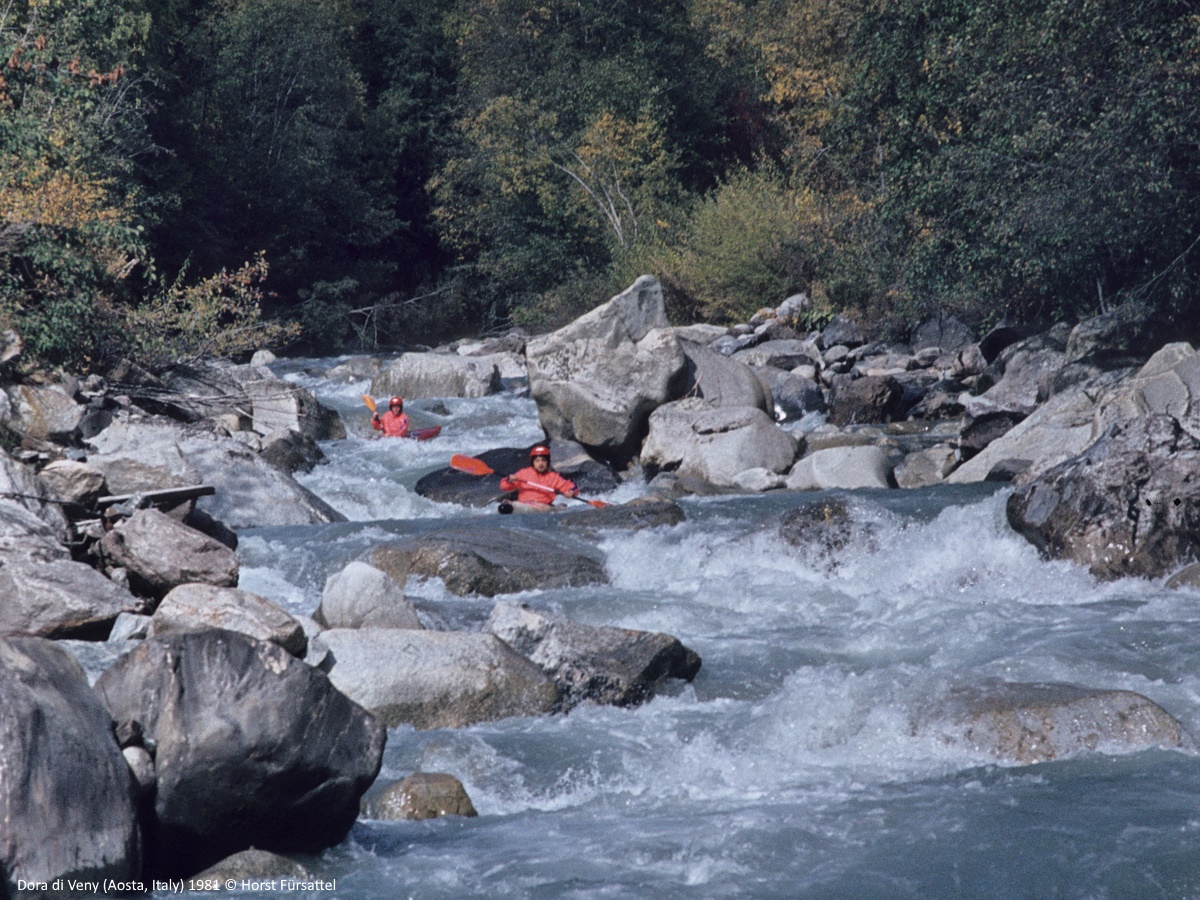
372, 396, 410, 438
499, 445, 578, 512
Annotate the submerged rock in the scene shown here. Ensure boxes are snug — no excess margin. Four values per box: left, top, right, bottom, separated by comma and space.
369, 526, 607, 597
484, 601, 701, 709
363, 773, 478, 821
0, 637, 141, 892
914, 680, 1183, 764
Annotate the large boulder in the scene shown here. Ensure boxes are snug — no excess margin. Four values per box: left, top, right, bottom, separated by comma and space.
525, 276, 689, 463
484, 601, 701, 709
86, 415, 346, 528
785, 446, 893, 491
946, 373, 1119, 484
678, 339, 772, 412
913, 680, 1183, 764
639, 399, 798, 487
827, 375, 908, 426
94, 630, 385, 877
316, 561, 422, 630
100, 508, 239, 599
4, 383, 84, 443
0, 549, 147, 639
318, 628, 560, 728
1007, 414, 1200, 580
368, 526, 607, 597
148, 583, 307, 657
1092, 341, 1200, 437
37, 459, 107, 508
0, 637, 141, 893
371, 352, 502, 399
962, 347, 1068, 421
911, 313, 975, 353
0, 451, 68, 538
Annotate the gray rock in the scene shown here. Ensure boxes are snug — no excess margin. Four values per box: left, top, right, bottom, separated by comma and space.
754, 366, 826, 420
0, 549, 147, 639
94, 630, 385, 876
963, 347, 1068, 420
912, 314, 974, 353
786, 446, 893, 491
827, 375, 908, 426
914, 680, 1183, 764
639, 399, 798, 487
193, 848, 311, 883
0, 452, 68, 537
369, 526, 607, 597
259, 428, 325, 475
554, 496, 687, 531
364, 773, 478, 821
678, 339, 772, 412
87, 414, 346, 528
371, 352, 503, 399
947, 374, 1116, 485
318, 628, 560, 728
36, 459, 107, 508
821, 315, 864, 349
318, 560, 422, 630
100, 508, 239, 599
148, 583, 307, 657
894, 444, 959, 488
0, 637, 140, 892
732, 339, 820, 371
1007, 414, 1200, 580
525, 275, 689, 463
5, 383, 84, 443
485, 601, 701, 709
109, 612, 152, 641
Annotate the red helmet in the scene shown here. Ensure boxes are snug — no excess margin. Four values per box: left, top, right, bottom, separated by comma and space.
389, 396, 404, 408
530, 444, 551, 459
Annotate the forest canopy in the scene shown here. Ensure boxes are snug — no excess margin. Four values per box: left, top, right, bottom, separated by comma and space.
2, 0, 1198, 372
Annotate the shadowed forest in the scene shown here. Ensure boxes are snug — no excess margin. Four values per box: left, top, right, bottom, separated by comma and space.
2, 0, 1199, 372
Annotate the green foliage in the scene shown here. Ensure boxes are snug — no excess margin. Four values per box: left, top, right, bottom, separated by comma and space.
123, 253, 300, 368
843, 0, 1200, 328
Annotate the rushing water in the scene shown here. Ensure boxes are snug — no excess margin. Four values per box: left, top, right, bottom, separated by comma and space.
209, 359, 1200, 898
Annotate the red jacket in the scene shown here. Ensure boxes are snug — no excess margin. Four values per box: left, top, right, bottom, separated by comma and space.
372, 410, 409, 437
499, 466, 577, 505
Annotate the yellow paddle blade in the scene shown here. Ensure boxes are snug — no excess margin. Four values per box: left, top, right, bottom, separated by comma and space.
361, 394, 377, 412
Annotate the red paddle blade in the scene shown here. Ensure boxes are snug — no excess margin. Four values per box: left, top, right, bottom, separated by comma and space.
450, 454, 494, 476
586, 499, 611, 508
411, 426, 442, 441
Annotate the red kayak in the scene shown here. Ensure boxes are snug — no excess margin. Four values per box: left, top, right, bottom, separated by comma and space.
410, 426, 442, 441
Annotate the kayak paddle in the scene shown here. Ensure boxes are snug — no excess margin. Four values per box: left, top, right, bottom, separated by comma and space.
448, 454, 610, 508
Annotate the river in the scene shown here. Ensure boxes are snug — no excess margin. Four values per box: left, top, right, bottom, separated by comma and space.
203, 357, 1200, 898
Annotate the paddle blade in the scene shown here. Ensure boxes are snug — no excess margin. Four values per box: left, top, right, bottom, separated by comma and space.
586, 499, 611, 508
450, 454, 494, 476
361, 394, 377, 412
